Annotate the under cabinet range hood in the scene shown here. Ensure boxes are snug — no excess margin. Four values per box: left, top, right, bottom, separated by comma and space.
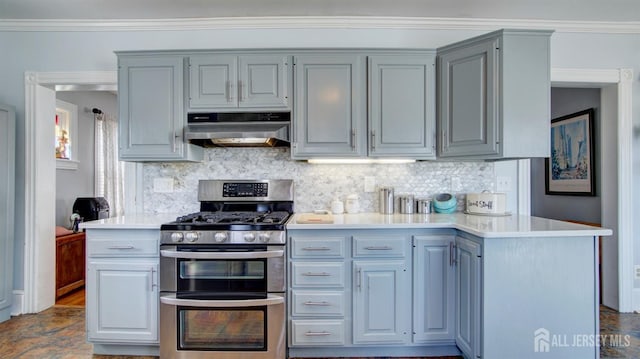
185, 112, 290, 147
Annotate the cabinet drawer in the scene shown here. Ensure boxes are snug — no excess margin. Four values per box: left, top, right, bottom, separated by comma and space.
290, 320, 345, 346
291, 262, 345, 287
291, 291, 345, 317
87, 237, 159, 257
353, 236, 406, 257
291, 237, 345, 258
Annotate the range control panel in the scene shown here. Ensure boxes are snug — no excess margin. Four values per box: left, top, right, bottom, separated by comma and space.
223, 182, 269, 197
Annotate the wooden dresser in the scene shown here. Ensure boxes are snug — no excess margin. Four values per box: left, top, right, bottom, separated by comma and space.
56, 231, 86, 299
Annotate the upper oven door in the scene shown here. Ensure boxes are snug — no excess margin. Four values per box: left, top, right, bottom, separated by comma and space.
160, 245, 285, 296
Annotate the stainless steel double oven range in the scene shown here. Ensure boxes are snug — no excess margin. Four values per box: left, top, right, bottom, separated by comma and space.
159, 179, 293, 359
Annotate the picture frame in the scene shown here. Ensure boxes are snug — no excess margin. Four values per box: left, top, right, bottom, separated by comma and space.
545, 108, 595, 196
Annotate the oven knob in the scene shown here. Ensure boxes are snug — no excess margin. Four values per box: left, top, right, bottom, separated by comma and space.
214, 232, 228, 243
185, 232, 199, 243
258, 233, 271, 243
170, 232, 184, 243
243, 233, 256, 242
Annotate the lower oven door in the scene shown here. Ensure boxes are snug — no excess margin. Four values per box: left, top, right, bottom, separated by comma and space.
160, 293, 285, 359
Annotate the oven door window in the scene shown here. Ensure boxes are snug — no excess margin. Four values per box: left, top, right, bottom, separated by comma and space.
178, 259, 266, 296
179, 306, 267, 351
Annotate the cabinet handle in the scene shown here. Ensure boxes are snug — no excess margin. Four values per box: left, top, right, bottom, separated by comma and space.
226, 81, 234, 102
304, 331, 332, 336
302, 272, 331, 277
150, 267, 156, 291
450, 242, 457, 266
370, 129, 376, 150
442, 130, 447, 151
351, 128, 356, 150
356, 268, 362, 290
303, 301, 331, 306
302, 247, 331, 251
238, 80, 242, 102
107, 245, 134, 250
364, 246, 392, 251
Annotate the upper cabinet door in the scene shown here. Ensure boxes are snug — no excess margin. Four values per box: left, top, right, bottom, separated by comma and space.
438, 37, 499, 157
119, 56, 199, 161
292, 54, 367, 158
189, 55, 238, 108
368, 55, 436, 159
189, 54, 290, 110
238, 55, 290, 108
438, 29, 553, 160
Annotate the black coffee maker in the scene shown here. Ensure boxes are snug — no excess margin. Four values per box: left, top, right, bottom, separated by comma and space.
72, 197, 110, 223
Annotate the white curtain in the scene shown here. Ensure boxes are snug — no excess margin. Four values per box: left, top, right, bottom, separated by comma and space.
95, 112, 125, 217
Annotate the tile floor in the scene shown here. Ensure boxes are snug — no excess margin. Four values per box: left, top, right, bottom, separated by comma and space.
0, 304, 637, 358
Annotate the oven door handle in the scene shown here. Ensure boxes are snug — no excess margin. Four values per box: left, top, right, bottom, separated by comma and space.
160, 249, 284, 259
160, 293, 285, 308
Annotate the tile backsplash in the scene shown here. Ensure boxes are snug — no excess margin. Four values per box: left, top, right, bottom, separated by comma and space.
143, 148, 494, 214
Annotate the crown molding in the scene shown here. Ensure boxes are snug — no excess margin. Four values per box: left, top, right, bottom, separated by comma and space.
1, 16, 639, 33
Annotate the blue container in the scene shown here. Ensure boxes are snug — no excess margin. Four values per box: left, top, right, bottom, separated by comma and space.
433, 193, 457, 213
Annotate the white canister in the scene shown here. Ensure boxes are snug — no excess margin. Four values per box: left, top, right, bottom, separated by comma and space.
331, 198, 344, 214
345, 194, 360, 214
466, 192, 507, 214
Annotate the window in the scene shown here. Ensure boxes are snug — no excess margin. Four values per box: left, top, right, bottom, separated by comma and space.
55, 99, 79, 170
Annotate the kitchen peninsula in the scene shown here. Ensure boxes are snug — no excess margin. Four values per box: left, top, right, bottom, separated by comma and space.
81, 213, 610, 359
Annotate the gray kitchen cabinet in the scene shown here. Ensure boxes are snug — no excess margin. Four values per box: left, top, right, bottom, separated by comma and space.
291, 54, 367, 158
352, 235, 411, 344
0, 104, 15, 324
188, 54, 290, 110
455, 235, 482, 359
368, 55, 436, 159
86, 260, 159, 342
413, 235, 455, 343
437, 29, 553, 159
85, 229, 160, 355
288, 233, 348, 347
352, 260, 410, 344
117, 54, 202, 162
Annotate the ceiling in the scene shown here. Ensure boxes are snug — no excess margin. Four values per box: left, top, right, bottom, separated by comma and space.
0, 0, 639, 22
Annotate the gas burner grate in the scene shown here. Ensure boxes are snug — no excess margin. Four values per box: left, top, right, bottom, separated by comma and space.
175, 211, 290, 225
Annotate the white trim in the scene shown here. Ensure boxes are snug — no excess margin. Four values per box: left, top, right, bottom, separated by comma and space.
517, 159, 531, 215
550, 67, 634, 313
0, 16, 639, 33
56, 159, 79, 170
23, 72, 38, 314
10, 290, 24, 316
23, 70, 118, 314
616, 69, 634, 312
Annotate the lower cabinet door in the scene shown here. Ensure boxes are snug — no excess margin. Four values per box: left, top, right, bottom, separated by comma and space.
86, 259, 159, 342
352, 260, 410, 344
455, 237, 482, 358
413, 235, 455, 343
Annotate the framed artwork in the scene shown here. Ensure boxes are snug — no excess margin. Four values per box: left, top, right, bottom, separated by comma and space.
545, 108, 595, 196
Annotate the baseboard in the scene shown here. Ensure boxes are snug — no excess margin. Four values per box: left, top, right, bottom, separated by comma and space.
11, 290, 24, 316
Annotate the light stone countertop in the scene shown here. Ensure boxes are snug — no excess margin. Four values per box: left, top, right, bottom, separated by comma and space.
79, 213, 181, 230
287, 212, 613, 238
80, 212, 612, 238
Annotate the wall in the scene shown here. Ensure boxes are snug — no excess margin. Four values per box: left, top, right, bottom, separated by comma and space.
54, 91, 117, 227
0, 26, 638, 295
531, 87, 602, 223
143, 148, 494, 214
